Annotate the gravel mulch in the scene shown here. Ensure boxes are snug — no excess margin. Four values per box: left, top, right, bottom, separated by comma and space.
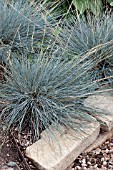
69, 138, 113, 170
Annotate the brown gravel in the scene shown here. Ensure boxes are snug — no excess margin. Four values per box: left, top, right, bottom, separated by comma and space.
72, 137, 113, 170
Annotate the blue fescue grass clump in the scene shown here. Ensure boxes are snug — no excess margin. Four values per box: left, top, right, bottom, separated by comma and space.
0, 51, 102, 141
0, 1, 113, 142
58, 12, 113, 84
0, 0, 53, 54
59, 12, 113, 55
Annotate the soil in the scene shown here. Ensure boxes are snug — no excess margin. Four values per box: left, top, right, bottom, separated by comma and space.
0, 130, 37, 170
0, 134, 20, 170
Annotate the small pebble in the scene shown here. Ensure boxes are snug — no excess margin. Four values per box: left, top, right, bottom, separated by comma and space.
3, 125, 7, 131
108, 149, 113, 154
105, 149, 109, 153
101, 157, 105, 162
7, 161, 16, 167
29, 164, 35, 168
94, 164, 98, 168
82, 159, 86, 164
76, 166, 81, 170
81, 163, 87, 167
109, 158, 113, 165
103, 161, 107, 166
105, 156, 110, 161
28, 161, 32, 164
91, 158, 95, 164
25, 141, 30, 146
87, 161, 91, 165
105, 141, 109, 144
110, 143, 113, 147
95, 148, 101, 154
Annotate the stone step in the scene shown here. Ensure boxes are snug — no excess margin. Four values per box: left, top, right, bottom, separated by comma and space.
84, 94, 113, 131
26, 118, 100, 170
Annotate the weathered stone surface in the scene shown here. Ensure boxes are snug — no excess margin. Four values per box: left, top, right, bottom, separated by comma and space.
26, 119, 100, 170
85, 128, 113, 153
84, 95, 113, 131
100, 89, 113, 96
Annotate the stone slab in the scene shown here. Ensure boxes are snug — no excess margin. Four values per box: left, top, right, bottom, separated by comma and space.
100, 89, 113, 96
84, 95, 113, 131
85, 128, 113, 153
26, 120, 100, 170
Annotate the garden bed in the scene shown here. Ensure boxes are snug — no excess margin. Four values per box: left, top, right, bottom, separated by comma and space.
1, 92, 113, 170
0, 1, 113, 170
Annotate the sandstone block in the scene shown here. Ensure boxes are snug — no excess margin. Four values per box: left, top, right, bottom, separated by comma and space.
26, 119, 100, 170
85, 128, 113, 153
84, 95, 113, 131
